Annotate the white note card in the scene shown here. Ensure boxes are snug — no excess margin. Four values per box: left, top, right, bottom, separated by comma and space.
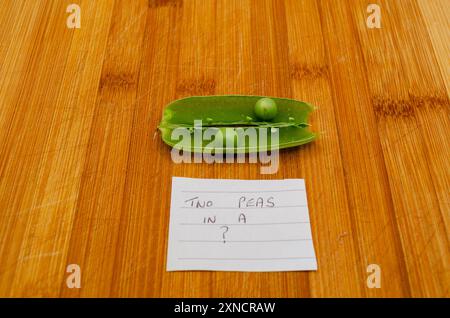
166, 177, 317, 272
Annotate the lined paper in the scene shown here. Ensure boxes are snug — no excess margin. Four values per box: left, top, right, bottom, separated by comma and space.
166, 177, 317, 272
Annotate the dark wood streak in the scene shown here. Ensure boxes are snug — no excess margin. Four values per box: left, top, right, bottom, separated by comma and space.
372, 94, 449, 119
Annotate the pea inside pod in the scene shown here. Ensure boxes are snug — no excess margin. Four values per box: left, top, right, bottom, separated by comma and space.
254, 97, 278, 120
158, 95, 317, 153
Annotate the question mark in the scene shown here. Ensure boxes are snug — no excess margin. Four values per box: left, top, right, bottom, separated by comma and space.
220, 226, 229, 243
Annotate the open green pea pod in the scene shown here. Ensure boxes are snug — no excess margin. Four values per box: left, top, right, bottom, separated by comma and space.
158, 95, 317, 153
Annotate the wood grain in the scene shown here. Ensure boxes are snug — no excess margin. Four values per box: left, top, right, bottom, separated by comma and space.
0, 0, 448, 297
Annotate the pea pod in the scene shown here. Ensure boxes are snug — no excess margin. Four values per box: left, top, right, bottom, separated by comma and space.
158, 95, 317, 153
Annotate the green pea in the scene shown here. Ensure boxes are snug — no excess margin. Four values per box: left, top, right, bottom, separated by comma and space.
254, 98, 278, 121
158, 95, 317, 153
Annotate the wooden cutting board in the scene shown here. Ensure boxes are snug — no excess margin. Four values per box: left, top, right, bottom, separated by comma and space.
0, 0, 448, 297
